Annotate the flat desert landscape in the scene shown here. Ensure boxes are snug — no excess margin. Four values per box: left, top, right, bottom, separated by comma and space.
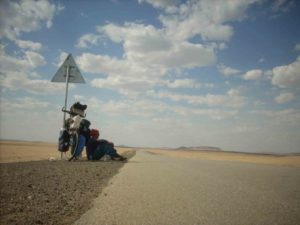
1, 140, 299, 166
1, 140, 300, 225
0, 140, 134, 225
147, 148, 300, 167
0, 140, 129, 163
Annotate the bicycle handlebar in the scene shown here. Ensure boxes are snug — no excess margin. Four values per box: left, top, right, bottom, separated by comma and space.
62, 107, 86, 118
61, 107, 71, 114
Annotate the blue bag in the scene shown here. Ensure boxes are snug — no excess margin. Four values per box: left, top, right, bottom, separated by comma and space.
74, 135, 86, 157
58, 128, 69, 152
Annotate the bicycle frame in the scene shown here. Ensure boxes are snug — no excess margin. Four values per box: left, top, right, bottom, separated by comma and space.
61, 107, 86, 161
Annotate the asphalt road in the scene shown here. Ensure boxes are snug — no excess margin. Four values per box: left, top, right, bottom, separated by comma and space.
74, 150, 300, 225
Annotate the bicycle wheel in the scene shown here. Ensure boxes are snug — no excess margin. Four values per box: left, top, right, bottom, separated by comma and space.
66, 131, 79, 161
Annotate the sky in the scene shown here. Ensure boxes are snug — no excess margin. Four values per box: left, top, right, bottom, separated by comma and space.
0, 0, 300, 153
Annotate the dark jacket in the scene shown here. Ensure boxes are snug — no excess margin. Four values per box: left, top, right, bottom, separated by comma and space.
86, 137, 103, 160
86, 138, 118, 160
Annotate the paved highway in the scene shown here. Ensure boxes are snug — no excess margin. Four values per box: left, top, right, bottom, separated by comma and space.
74, 150, 300, 225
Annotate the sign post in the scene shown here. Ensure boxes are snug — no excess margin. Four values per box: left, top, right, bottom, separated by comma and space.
51, 54, 85, 127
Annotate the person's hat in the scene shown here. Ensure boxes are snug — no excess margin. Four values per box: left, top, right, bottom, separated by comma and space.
90, 129, 99, 138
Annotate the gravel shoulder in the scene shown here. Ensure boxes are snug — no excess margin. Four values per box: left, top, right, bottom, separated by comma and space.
0, 150, 135, 225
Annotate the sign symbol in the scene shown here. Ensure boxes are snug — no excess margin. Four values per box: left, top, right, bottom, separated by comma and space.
51, 54, 85, 127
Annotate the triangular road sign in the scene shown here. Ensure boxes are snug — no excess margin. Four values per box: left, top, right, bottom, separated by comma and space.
51, 54, 85, 83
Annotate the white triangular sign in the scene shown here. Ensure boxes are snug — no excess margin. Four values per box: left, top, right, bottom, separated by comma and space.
51, 54, 85, 83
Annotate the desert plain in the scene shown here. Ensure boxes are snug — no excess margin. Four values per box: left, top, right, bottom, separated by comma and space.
1, 140, 299, 166
1, 140, 300, 225
0, 140, 134, 225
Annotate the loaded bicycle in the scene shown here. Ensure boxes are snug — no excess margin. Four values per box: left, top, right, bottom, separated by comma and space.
58, 102, 90, 161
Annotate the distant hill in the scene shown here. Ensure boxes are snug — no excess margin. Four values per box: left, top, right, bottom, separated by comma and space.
116, 145, 223, 152
116, 145, 132, 148
176, 146, 222, 151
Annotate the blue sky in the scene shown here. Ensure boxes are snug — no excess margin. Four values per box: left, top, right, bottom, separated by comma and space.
0, 0, 299, 153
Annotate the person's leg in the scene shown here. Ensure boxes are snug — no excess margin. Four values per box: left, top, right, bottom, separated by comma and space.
103, 143, 127, 160
106, 144, 119, 157
92, 143, 106, 160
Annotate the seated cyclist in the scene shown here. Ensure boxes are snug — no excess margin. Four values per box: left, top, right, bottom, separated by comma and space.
86, 129, 126, 161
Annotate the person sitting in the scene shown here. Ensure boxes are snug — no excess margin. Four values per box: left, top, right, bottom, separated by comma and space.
86, 129, 126, 161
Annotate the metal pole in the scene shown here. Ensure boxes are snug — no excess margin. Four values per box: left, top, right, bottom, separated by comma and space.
63, 65, 70, 128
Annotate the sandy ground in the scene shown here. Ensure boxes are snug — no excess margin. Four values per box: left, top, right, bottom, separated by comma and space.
1, 141, 299, 166
0, 141, 129, 163
146, 148, 300, 167
1, 141, 300, 225
0, 141, 134, 225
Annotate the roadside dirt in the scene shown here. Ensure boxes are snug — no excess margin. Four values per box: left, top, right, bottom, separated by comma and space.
0, 151, 135, 225
147, 149, 300, 167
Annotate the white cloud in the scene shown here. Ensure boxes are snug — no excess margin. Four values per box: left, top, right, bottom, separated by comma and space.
78, 52, 164, 96
56, 51, 69, 67
188, 108, 238, 120
100, 22, 173, 53
166, 79, 201, 89
77, 30, 216, 96
0, 99, 61, 142
295, 43, 300, 51
84, 1, 261, 98
91, 76, 208, 96
149, 89, 246, 108
1, 71, 66, 94
234, 124, 261, 133
83, 97, 172, 118
227, 88, 240, 96
15, 39, 43, 51
77, 53, 126, 74
73, 94, 86, 101
218, 64, 240, 76
77, 32, 215, 95
138, 0, 180, 13
97, 23, 123, 43
77, 2, 261, 97
76, 33, 105, 49
0, 0, 61, 41
0, 46, 65, 94
271, 57, 300, 88
159, 0, 260, 42
77, 52, 166, 78
84, 96, 238, 121
243, 69, 263, 80
0, 47, 45, 72
98, 22, 216, 68
91, 75, 158, 96
1, 97, 50, 111
252, 109, 300, 125
271, 0, 294, 14
99, 23, 214, 60
160, 42, 216, 69
25, 51, 46, 68
218, 42, 228, 50
275, 92, 295, 104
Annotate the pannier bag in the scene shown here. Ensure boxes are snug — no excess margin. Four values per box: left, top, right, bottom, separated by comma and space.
70, 102, 87, 117
58, 128, 70, 152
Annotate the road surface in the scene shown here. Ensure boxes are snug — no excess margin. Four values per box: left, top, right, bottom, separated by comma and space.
74, 150, 300, 225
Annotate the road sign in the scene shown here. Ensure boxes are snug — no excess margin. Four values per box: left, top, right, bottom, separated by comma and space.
51, 54, 85, 127
51, 54, 85, 83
